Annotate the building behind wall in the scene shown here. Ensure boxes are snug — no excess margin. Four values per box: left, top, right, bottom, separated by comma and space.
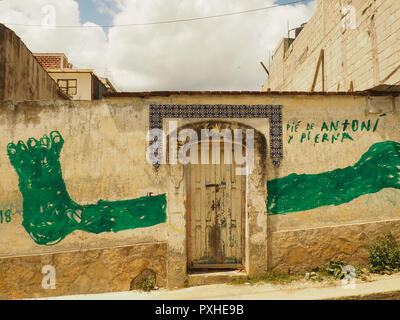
34, 53, 117, 100
263, 0, 400, 92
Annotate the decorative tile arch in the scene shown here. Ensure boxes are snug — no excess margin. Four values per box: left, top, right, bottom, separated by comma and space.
149, 104, 283, 166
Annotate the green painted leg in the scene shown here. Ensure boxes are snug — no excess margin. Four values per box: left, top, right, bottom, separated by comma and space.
7, 131, 167, 246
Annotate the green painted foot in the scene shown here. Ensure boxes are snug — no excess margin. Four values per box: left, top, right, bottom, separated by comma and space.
267, 141, 400, 215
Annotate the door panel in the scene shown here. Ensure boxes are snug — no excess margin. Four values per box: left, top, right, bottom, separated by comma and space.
188, 141, 245, 269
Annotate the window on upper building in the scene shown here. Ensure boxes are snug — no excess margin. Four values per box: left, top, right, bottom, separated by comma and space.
57, 79, 77, 96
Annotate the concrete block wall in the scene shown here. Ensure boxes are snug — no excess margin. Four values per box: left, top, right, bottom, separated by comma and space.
265, 0, 400, 92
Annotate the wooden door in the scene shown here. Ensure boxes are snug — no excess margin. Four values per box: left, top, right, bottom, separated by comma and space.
188, 141, 245, 269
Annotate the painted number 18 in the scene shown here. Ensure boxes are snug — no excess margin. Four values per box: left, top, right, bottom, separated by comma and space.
0, 210, 12, 224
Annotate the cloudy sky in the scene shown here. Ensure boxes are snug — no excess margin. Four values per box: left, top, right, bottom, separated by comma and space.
0, 0, 317, 91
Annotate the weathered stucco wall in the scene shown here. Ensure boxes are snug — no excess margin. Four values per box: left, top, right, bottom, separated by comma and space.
0, 92, 398, 297
266, 94, 400, 273
0, 100, 168, 257
0, 24, 66, 101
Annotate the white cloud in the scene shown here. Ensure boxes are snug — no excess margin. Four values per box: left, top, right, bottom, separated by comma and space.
0, 0, 108, 74
0, 0, 317, 91
91, 0, 123, 17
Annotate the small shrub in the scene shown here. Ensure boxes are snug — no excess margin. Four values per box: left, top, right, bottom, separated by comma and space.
130, 269, 157, 292
325, 261, 346, 279
139, 277, 156, 292
325, 261, 361, 279
369, 232, 400, 274
131, 276, 156, 292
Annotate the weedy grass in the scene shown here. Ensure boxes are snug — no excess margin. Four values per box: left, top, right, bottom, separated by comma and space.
230, 231, 400, 287
134, 276, 156, 292
229, 272, 303, 286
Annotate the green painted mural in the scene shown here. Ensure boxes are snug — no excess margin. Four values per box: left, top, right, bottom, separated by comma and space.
7, 131, 167, 246
267, 141, 400, 215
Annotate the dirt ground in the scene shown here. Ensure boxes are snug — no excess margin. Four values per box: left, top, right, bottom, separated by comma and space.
31, 272, 400, 300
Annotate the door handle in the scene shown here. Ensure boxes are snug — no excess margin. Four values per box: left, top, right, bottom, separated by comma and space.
211, 200, 220, 211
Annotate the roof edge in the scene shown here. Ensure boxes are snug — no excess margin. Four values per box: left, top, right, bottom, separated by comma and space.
102, 90, 400, 98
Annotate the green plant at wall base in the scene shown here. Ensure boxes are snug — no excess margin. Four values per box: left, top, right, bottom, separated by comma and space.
7, 131, 167, 246
183, 279, 189, 288
326, 261, 345, 279
267, 141, 400, 215
134, 276, 156, 292
325, 261, 351, 279
369, 232, 400, 274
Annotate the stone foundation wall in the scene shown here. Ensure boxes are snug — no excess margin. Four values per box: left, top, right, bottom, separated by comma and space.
269, 219, 400, 274
0, 242, 167, 299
